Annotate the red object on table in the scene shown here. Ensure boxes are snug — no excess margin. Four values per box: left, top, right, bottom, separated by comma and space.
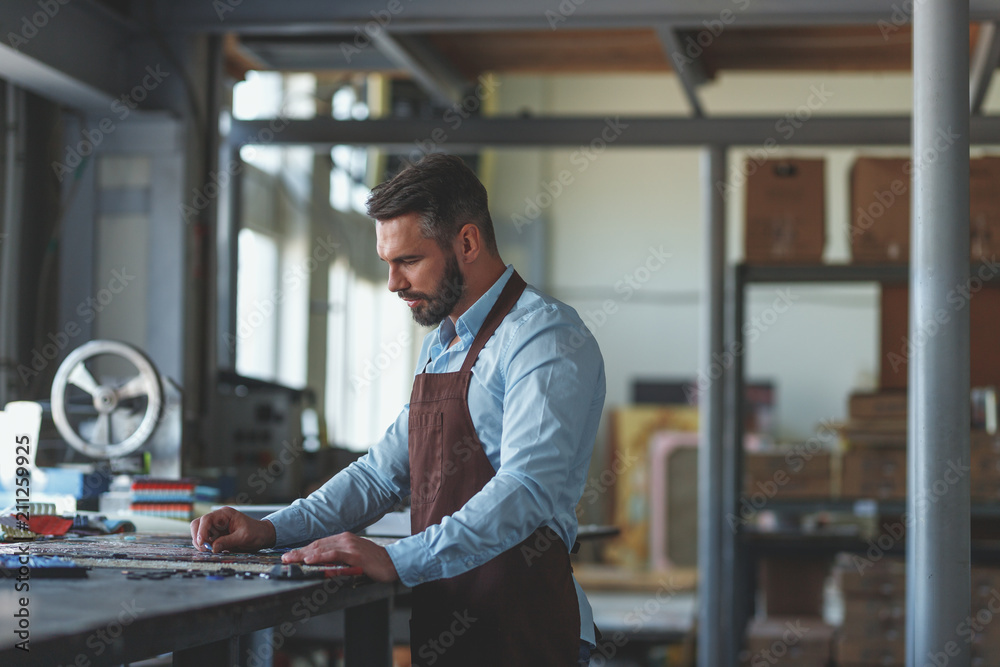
26, 515, 74, 536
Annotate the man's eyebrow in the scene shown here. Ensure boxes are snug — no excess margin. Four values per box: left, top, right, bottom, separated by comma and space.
380, 253, 422, 263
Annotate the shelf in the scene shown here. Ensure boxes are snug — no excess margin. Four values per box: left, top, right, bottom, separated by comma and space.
748, 499, 1000, 518
736, 261, 1000, 285
743, 531, 1000, 562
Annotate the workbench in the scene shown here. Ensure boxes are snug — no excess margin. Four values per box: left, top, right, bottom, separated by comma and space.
0, 539, 404, 667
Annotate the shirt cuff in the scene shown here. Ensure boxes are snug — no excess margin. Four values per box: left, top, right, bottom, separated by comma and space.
263, 507, 306, 548
385, 535, 444, 587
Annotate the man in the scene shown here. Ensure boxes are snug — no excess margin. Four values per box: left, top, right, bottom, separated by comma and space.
192, 154, 606, 666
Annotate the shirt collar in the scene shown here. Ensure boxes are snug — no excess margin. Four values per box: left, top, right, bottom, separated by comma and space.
434, 265, 515, 350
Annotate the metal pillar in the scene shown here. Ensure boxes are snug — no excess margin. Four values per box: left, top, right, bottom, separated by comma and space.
0, 83, 24, 406
908, 1, 971, 666
698, 145, 727, 667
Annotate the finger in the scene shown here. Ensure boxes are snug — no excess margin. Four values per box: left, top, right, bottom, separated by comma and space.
190, 518, 201, 549
211, 532, 241, 553
282, 549, 304, 563
198, 512, 229, 548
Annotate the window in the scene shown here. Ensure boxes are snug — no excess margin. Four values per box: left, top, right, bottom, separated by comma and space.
235, 228, 280, 379
326, 260, 418, 451
330, 85, 372, 215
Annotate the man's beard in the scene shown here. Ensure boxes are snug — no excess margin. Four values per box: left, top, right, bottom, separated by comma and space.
400, 254, 466, 326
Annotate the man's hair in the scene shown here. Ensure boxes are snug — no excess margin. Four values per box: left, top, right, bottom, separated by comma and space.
366, 154, 499, 255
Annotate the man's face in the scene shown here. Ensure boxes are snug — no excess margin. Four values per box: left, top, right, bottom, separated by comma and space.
376, 213, 466, 326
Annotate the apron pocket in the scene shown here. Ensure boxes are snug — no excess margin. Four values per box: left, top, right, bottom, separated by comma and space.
409, 411, 444, 504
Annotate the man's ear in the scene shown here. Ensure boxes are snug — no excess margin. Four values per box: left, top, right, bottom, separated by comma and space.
454, 223, 482, 264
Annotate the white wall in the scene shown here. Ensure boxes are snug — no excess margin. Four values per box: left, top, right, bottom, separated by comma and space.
485, 70, 1000, 457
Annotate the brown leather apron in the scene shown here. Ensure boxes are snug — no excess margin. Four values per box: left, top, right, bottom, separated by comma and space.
407, 272, 580, 667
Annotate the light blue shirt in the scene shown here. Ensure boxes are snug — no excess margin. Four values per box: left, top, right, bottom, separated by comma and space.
264, 265, 606, 645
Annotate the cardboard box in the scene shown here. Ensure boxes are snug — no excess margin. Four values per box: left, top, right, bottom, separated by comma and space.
842, 596, 906, 624
745, 159, 825, 264
849, 390, 908, 421
744, 451, 832, 500
972, 565, 1000, 602
834, 553, 906, 599
835, 634, 905, 665
842, 448, 907, 500
852, 156, 1000, 264
880, 284, 1000, 391
851, 157, 911, 263
972, 432, 1000, 486
971, 157, 1000, 263
745, 616, 833, 666
758, 555, 832, 617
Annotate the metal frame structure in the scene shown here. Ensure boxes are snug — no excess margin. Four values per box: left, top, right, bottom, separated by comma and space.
909, 2, 971, 665
0, 1, 991, 665
153, 1, 1000, 33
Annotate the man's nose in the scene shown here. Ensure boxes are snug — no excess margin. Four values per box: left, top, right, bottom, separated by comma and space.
387, 266, 408, 293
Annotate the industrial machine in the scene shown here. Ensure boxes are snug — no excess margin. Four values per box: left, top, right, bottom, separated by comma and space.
49, 339, 182, 478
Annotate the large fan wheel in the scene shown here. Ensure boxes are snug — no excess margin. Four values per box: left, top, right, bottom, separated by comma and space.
50, 340, 163, 459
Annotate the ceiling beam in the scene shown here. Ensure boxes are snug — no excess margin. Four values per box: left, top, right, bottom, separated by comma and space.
229, 115, 1000, 150
655, 25, 707, 117
370, 33, 468, 106
970, 21, 1000, 115
0, 0, 134, 109
155, 0, 1000, 34
238, 37, 399, 71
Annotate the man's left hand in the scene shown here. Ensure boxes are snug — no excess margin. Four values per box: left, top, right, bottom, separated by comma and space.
281, 532, 399, 582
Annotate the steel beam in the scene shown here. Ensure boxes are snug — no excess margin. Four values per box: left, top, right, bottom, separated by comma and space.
370, 32, 468, 106
970, 22, 1000, 114
0, 0, 135, 110
908, 1, 971, 666
698, 145, 726, 667
239, 37, 398, 71
655, 25, 707, 117
229, 115, 1000, 149
153, 0, 1000, 34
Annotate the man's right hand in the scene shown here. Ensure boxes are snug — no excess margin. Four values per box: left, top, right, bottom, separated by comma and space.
190, 507, 277, 553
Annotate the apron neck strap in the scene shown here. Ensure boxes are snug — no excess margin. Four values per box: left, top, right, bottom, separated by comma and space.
460, 271, 527, 374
